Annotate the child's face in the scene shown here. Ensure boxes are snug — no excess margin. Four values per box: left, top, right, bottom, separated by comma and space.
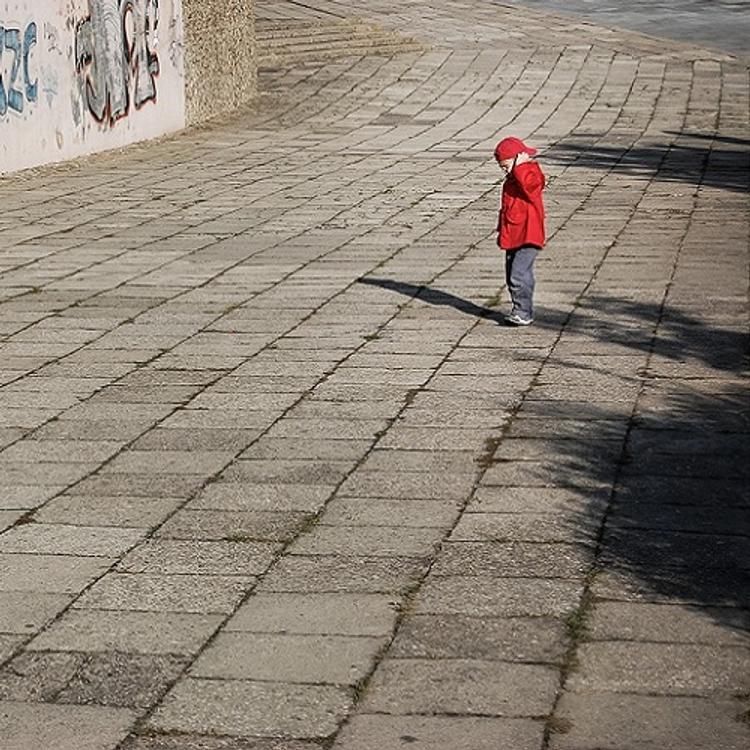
498, 157, 515, 173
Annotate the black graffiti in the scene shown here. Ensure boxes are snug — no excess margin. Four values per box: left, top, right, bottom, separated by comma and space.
75, 0, 159, 125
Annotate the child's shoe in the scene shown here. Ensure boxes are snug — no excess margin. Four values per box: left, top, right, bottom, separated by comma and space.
505, 312, 533, 326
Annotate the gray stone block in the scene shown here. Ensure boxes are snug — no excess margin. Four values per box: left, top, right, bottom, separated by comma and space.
102, 450, 233, 476
34, 495, 183, 529
333, 714, 544, 750
257, 555, 429, 594
361, 658, 558, 716
0, 591, 73, 634
148, 678, 351, 738
0, 553, 113, 594
338, 471, 474, 500
588, 602, 750, 646
569, 642, 750, 696
551, 692, 750, 750
288, 526, 442, 557
414, 576, 582, 617
0, 485, 64, 510
121, 735, 321, 750
118, 540, 281, 576
190, 632, 384, 684
390, 614, 566, 662
0, 651, 80, 702
56, 652, 188, 709
226, 593, 398, 635
155, 509, 311, 542
320, 497, 460, 528
28, 609, 223, 655
0, 700, 135, 750
431, 541, 592, 578
74, 573, 255, 614
191, 483, 332, 513
0, 523, 145, 557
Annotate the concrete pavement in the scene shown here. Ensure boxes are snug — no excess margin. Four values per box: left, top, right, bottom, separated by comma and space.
1, 1, 748, 748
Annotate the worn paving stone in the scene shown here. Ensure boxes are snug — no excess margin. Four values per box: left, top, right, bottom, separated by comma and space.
148, 678, 351, 738
0, 592, 74, 634
239, 438, 373, 461
288, 525, 442, 557
0, 486, 65, 511
569, 642, 750, 696
256, 555, 430, 595
73, 473, 206, 499
28, 610, 223, 655
191, 632, 385, 685
431, 541, 593, 578
0, 510, 26, 533
319, 496, 460, 528
0, 651, 81, 702
117, 540, 281, 576
102, 451, 233, 476
390, 614, 566, 663
0, 700, 136, 750
338, 471, 475, 500
0, 523, 145, 557
0, 553, 113, 594
587, 602, 750, 646
360, 658, 559, 716
226, 593, 398, 635
221, 459, 354, 486
155, 509, 311, 542
34, 495, 183, 529
131, 428, 262, 453
73, 573, 256, 614
450, 512, 598, 543
413, 576, 582, 617
56, 652, 189, 709
333, 714, 545, 750
0, 635, 23, 665
121, 735, 321, 750
592, 567, 750, 607
550, 693, 750, 750
190, 483, 333, 513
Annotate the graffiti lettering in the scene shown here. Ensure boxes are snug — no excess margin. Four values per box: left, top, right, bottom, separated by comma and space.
0, 22, 38, 116
76, 0, 159, 126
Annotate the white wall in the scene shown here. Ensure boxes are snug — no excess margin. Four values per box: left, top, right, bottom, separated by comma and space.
0, 0, 186, 174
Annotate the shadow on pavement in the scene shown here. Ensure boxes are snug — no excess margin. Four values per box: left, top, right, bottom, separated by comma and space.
360, 275, 750, 630
357, 276, 507, 324
544, 140, 750, 193
549, 382, 750, 633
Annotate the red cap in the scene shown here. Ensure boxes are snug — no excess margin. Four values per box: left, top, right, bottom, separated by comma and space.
495, 137, 538, 161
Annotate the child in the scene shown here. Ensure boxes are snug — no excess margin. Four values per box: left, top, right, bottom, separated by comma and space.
494, 136, 546, 326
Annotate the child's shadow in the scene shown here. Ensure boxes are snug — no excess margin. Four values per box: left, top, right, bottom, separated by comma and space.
357, 276, 506, 324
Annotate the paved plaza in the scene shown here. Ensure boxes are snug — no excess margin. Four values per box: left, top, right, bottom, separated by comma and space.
1, 1, 749, 748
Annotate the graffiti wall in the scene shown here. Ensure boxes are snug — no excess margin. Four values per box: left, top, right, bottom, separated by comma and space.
1, 0, 186, 173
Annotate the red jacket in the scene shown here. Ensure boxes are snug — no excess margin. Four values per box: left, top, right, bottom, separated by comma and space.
497, 161, 546, 250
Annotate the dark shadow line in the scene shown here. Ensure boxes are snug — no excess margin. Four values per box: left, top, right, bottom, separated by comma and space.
357, 276, 507, 324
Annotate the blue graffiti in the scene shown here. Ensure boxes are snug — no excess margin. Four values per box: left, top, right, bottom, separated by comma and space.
0, 22, 37, 116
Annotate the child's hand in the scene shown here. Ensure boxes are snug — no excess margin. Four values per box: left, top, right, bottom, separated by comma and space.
515, 152, 531, 166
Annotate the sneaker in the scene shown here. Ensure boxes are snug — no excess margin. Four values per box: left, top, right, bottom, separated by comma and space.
505, 312, 533, 326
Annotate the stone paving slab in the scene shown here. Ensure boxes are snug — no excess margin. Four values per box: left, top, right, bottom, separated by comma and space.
0, 0, 748, 747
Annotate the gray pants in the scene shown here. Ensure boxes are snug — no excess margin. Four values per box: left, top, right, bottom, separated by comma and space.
505, 245, 538, 319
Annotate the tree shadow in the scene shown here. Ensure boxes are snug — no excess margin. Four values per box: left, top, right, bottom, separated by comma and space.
543, 139, 750, 194
517, 381, 750, 633
360, 274, 749, 629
